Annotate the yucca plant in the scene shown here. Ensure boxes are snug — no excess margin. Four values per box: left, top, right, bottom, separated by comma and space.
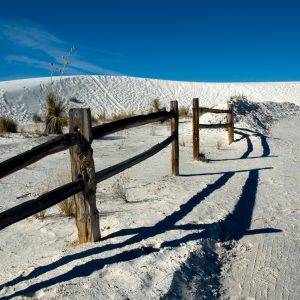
44, 93, 68, 134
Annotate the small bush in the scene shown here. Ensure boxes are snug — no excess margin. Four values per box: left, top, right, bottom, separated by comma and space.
0, 116, 17, 133
179, 106, 190, 118
34, 210, 47, 220
109, 112, 134, 121
44, 93, 68, 134
199, 152, 208, 162
216, 141, 223, 150
98, 111, 107, 123
180, 138, 186, 147
91, 115, 99, 125
112, 175, 131, 202
149, 98, 161, 113
32, 113, 42, 123
58, 197, 76, 217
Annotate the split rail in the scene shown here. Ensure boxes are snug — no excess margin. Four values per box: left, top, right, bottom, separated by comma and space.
192, 98, 234, 160
0, 101, 179, 243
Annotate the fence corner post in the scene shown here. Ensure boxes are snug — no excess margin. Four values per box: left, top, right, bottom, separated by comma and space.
227, 103, 234, 144
192, 98, 200, 160
170, 100, 179, 176
69, 108, 101, 243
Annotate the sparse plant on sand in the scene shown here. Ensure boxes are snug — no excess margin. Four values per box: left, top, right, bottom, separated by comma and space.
112, 175, 131, 202
44, 93, 68, 134
57, 174, 76, 217
179, 106, 190, 118
0, 116, 18, 133
180, 137, 186, 147
109, 111, 134, 121
216, 140, 223, 150
149, 98, 161, 113
32, 113, 42, 123
58, 197, 76, 217
199, 152, 208, 162
34, 210, 47, 220
91, 114, 99, 125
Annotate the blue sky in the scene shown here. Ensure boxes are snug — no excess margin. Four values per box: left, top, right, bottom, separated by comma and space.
0, 0, 300, 82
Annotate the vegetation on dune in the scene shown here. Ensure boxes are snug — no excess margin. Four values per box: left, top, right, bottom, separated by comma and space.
44, 92, 68, 134
178, 105, 190, 118
0, 116, 18, 134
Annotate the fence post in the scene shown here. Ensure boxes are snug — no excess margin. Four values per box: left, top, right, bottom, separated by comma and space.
192, 98, 200, 160
170, 100, 179, 176
69, 108, 101, 243
227, 103, 234, 144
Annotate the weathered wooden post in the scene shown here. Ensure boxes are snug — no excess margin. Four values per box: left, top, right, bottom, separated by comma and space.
69, 108, 100, 243
170, 100, 179, 176
192, 98, 200, 160
227, 103, 234, 144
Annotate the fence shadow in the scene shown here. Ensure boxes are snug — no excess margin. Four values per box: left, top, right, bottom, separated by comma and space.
161, 168, 281, 300
0, 131, 279, 299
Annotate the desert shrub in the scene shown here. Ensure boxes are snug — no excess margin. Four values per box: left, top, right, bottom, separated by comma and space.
179, 106, 190, 118
112, 175, 131, 202
199, 152, 208, 162
34, 210, 47, 220
98, 111, 107, 122
230, 94, 248, 102
216, 140, 223, 150
32, 113, 42, 123
91, 114, 98, 125
109, 112, 134, 121
149, 98, 161, 113
44, 93, 68, 134
58, 197, 76, 217
0, 116, 18, 133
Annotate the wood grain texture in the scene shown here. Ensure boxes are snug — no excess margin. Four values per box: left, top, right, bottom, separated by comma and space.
69, 108, 100, 243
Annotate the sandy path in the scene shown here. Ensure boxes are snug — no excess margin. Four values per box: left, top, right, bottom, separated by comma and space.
219, 117, 300, 300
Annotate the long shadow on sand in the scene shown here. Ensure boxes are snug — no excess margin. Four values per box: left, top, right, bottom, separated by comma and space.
0, 130, 280, 299
209, 128, 272, 163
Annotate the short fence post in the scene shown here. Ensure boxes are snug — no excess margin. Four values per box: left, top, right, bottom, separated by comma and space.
227, 103, 234, 144
170, 100, 179, 176
69, 108, 100, 243
192, 98, 200, 160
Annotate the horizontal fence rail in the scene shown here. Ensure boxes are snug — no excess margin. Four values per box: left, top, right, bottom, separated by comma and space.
96, 134, 175, 183
0, 102, 179, 244
92, 111, 174, 140
198, 123, 229, 129
0, 180, 83, 230
0, 133, 79, 180
193, 98, 234, 160
199, 107, 231, 114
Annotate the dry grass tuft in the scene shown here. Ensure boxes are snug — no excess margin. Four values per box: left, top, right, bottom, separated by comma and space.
112, 175, 131, 202
34, 210, 47, 220
58, 197, 76, 217
199, 152, 208, 162
108, 112, 134, 121
149, 98, 161, 113
32, 113, 42, 123
178, 106, 190, 118
0, 116, 18, 133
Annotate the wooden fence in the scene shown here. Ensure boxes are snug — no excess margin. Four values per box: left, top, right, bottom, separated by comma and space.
192, 98, 234, 160
0, 101, 179, 243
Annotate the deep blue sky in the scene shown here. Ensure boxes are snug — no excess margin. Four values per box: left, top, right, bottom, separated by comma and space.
1, 0, 300, 82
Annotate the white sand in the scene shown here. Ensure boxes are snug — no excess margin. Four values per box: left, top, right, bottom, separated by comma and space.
0, 76, 299, 299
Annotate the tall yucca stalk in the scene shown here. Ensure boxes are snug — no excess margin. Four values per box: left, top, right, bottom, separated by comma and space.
44, 93, 67, 134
